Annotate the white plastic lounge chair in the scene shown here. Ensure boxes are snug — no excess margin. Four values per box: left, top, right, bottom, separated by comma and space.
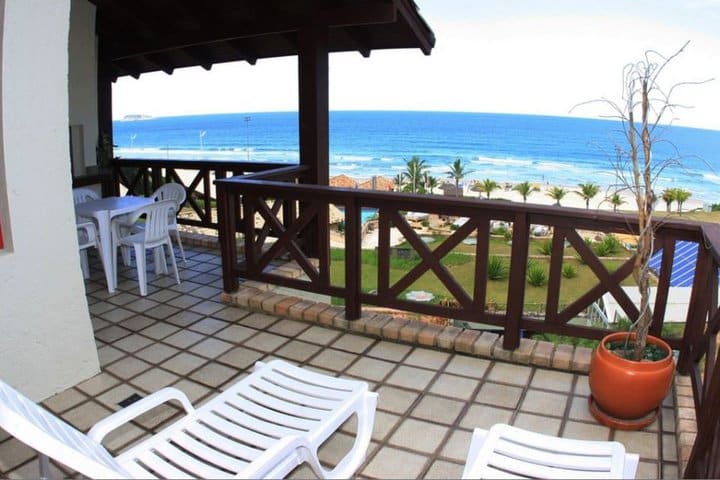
462, 424, 639, 479
0, 359, 378, 479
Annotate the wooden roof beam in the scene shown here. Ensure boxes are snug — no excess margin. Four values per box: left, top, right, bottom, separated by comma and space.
340, 26, 372, 58
107, 4, 396, 61
394, 0, 435, 55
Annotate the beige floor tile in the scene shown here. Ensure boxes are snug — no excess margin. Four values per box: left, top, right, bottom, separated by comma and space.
404, 348, 450, 370
386, 365, 436, 391
367, 341, 412, 362
95, 325, 132, 343
103, 421, 146, 453
130, 368, 180, 392
140, 322, 181, 340
123, 297, 160, 313
389, 418, 449, 453
662, 463, 679, 479
410, 394, 465, 425
135, 343, 180, 363
562, 420, 611, 441
530, 368, 575, 392
614, 430, 660, 460
268, 319, 311, 337
375, 386, 421, 414
61, 401, 113, 431
662, 407, 676, 433
425, 459, 465, 479
0, 439, 38, 472
347, 357, 395, 382
308, 348, 357, 372
316, 431, 364, 469
172, 379, 212, 404
460, 404, 513, 430
42, 388, 87, 413
187, 317, 228, 335
166, 294, 204, 310
519, 388, 569, 416
439, 428, 473, 462
189, 362, 238, 388
362, 446, 428, 479
430, 372, 481, 401
146, 288, 181, 303
243, 331, 288, 352
663, 433, 678, 461
331, 333, 375, 353
96, 383, 145, 409
100, 308, 136, 323
239, 312, 279, 330
188, 337, 234, 359
476, 382, 524, 409
189, 300, 226, 315
297, 325, 342, 345
162, 329, 205, 349
512, 412, 562, 436
214, 324, 257, 343
636, 460, 661, 479
75, 372, 120, 397
574, 374, 591, 396
486, 362, 532, 386
568, 395, 595, 422
144, 304, 181, 320
97, 345, 126, 366
112, 333, 155, 353
209, 306, 251, 322
161, 352, 208, 375
118, 315, 156, 332
275, 340, 322, 362
216, 347, 265, 370
104, 356, 152, 380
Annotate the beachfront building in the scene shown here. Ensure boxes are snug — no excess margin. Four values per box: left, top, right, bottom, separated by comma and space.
1, 1, 719, 478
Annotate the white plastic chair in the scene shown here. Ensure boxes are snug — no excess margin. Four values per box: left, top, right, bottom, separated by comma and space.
77, 221, 104, 280
0, 359, 378, 479
150, 183, 187, 265
73, 187, 100, 224
111, 199, 180, 296
462, 424, 639, 479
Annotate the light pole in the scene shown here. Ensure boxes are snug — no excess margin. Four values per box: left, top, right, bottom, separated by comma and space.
244, 116, 251, 161
199, 130, 206, 154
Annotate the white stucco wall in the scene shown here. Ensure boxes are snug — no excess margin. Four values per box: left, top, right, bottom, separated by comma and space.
68, 0, 98, 173
0, 0, 100, 400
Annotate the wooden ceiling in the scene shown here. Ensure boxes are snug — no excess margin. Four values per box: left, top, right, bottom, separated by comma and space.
89, 0, 435, 80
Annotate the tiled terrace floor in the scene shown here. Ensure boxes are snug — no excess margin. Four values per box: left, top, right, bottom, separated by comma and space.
1, 246, 679, 478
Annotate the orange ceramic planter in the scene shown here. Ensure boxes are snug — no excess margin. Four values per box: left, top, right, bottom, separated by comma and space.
589, 332, 674, 421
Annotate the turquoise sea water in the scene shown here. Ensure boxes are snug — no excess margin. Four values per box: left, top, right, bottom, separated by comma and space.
114, 111, 720, 203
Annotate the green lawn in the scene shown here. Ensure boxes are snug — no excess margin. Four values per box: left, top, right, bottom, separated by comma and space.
329, 235, 635, 313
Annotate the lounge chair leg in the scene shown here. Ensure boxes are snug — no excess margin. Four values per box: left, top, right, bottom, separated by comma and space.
135, 244, 147, 296
39, 453, 51, 480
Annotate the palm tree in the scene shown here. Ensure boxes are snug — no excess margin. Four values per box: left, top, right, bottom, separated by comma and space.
446, 157, 470, 197
608, 192, 625, 212
472, 178, 499, 199
546, 186, 568, 206
403, 156, 427, 194
674, 188, 691, 214
424, 173, 439, 194
576, 182, 600, 209
661, 188, 676, 213
393, 173, 404, 192
513, 181, 539, 203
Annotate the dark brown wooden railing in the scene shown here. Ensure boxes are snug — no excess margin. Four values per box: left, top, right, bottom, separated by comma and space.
111, 158, 293, 229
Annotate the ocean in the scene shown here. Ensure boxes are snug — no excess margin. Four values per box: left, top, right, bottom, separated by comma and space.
113, 111, 720, 204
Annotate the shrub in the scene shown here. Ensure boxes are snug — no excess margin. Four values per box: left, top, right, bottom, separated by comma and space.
562, 263, 577, 278
487, 255, 508, 280
421, 220, 430, 228
526, 261, 547, 286
503, 230, 513, 242
491, 225, 508, 236
537, 239, 553, 256
595, 234, 622, 257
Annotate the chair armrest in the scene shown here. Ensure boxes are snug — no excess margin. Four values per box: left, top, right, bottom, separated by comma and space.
241, 434, 323, 480
87, 387, 194, 444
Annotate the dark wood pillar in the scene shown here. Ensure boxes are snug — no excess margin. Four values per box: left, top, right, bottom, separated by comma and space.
97, 38, 117, 194
297, 26, 329, 258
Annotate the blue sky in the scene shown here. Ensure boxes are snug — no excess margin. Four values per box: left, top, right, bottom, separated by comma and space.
113, 1, 720, 130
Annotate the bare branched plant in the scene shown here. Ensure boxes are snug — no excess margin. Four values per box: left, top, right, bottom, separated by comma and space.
574, 41, 712, 360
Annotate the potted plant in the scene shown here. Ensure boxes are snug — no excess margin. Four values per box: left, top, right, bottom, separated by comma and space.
579, 42, 707, 429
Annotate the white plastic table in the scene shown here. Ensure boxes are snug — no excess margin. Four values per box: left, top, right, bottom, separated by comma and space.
75, 196, 154, 292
